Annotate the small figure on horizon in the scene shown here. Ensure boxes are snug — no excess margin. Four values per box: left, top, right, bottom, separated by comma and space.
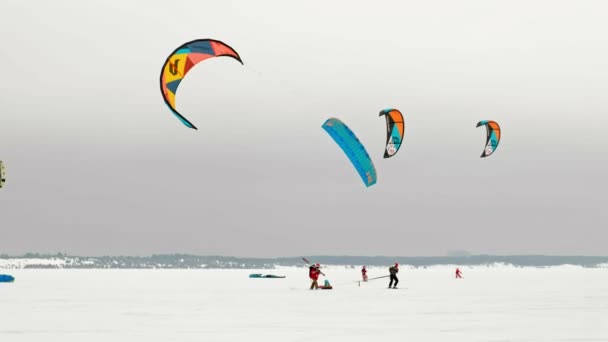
309, 263, 321, 290
455, 267, 463, 279
361, 265, 368, 282
388, 263, 399, 289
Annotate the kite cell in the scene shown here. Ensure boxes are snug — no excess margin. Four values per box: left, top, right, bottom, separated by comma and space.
476, 120, 501, 157
322, 118, 377, 187
0, 161, 5, 188
379, 108, 405, 158
160, 39, 243, 130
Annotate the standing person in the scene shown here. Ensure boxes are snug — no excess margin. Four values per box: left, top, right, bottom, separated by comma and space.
455, 268, 463, 279
388, 263, 399, 289
309, 263, 321, 289
361, 265, 368, 282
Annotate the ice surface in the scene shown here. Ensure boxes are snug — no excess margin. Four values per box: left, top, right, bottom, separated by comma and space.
1, 266, 607, 342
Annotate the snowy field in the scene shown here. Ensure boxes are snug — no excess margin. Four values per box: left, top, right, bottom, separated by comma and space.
1, 266, 607, 342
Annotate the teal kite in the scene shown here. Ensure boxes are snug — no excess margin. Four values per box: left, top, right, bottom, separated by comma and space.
322, 118, 377, 187
476, 120, 501, 157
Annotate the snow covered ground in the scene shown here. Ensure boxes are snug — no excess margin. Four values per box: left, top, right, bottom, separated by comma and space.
1, 266, 607, 341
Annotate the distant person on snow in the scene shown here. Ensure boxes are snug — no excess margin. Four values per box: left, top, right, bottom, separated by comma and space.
309, 263, 321, 290
361, 265, 368, 282
388, 263, 399, 288
455, 268, 463, 279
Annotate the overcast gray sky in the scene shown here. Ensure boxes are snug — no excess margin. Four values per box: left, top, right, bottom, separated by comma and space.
1, 0, 607, 257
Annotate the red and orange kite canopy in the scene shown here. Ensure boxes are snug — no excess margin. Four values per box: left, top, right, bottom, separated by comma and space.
160, 39, 243, 130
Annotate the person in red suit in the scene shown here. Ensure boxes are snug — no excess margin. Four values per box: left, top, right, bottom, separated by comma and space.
309, 263, 321, 289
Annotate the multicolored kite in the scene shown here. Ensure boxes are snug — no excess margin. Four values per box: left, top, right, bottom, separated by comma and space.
379, 108, 405, 158
322, 118, 377, 187
160, 39, 243, 130
476, 120, 501, 157
0, 160, 5, 188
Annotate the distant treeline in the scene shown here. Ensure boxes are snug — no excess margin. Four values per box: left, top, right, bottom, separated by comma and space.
1, 253, 607, 269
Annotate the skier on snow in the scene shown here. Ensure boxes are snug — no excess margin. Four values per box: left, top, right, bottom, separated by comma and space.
361, 265, 368, 282
388, 263, 399, 289
455, 267, 463, 279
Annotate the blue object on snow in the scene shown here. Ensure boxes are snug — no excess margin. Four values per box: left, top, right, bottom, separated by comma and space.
0, 274, 15, 283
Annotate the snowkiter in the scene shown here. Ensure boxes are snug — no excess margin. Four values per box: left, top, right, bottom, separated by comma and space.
309, 263, 321, 289
455, 268, 463, 279
361, 266, 368, 281
388, 263, 399, 288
